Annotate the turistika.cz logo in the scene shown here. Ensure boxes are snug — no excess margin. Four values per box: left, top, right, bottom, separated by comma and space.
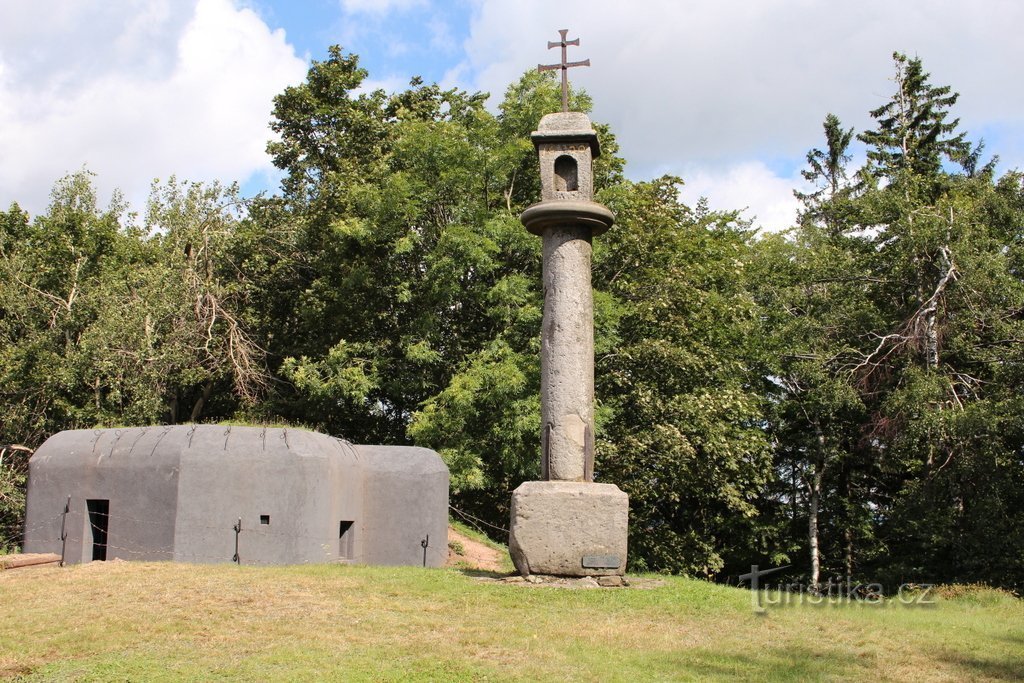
739, 565, 937, 612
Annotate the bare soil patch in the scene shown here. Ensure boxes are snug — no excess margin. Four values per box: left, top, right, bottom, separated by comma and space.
445, 525, 506, 572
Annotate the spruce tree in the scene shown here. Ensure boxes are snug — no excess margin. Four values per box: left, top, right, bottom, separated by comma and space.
858, 52, 969, 179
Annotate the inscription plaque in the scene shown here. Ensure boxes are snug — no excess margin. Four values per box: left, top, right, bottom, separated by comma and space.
582, 554, 621, 569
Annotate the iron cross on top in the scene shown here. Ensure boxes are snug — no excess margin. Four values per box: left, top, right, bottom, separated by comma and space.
538, 29, 589, 112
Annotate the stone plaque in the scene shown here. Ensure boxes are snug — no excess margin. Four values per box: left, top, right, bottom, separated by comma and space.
582, 554, 621, 569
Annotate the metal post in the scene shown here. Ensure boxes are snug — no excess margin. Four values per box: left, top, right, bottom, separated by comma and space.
232, 517, 242, 565
59, 495, 70, 567
421, 534, 429, 568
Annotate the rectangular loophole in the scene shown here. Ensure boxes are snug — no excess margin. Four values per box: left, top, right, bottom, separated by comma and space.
260, 514, 270, 525
86, 499, 109, 562
339, 520, 354, 560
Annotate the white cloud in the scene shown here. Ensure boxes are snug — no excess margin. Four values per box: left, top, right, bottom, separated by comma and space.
463, 0, 1024, 160
340, 0, 426, 15
0, 0, 307, 216
676, 162, 804, 233
456, 0, 1024, 221
428, 17, 456, 54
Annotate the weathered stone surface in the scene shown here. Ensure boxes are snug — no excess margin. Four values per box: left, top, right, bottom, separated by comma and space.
532, 112, 601, 204
511, 84, 627, 580
537, 111, 595, 134
509, 481, 628, 576
520, 200, 614, 237
541, 224, 594, 482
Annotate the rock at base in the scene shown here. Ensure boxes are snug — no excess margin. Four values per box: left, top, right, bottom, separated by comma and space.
508, 480, 628, 577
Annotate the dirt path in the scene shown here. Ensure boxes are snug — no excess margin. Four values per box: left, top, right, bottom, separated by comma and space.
445, 526, 506, 572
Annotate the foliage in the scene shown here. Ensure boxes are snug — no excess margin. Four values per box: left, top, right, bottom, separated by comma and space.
755, 51, 1024, 590
0, 46, 1022, 590
595, 178, 770, 575
858, 52, 970, 179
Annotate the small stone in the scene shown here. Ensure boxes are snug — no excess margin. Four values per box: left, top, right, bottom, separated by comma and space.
597, 575, 624, 587
504, 575, 525, 583
526, 575, 543, 584
576, 576, 600, 588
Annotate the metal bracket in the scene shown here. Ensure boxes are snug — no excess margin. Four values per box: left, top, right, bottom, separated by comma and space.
542, 422, 552, 480
584, 422, 594, 482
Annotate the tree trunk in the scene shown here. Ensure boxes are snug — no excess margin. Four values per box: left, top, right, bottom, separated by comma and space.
189, 381, 215, 422
809, 424, 827, 592
809, 467, 823, 592
843, 465, 854, 588
922, 244, 955, 371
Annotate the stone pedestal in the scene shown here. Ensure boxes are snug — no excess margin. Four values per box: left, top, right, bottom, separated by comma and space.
509, 481, 628, 577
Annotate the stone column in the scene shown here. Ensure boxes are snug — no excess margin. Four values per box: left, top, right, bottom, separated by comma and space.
541, 224, 594, 482
509, 112, 628, 578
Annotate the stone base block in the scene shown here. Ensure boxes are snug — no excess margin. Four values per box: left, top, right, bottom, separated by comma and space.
509, 481, 628, 577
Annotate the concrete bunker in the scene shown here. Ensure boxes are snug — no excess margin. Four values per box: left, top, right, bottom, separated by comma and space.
22, 425, 449, 567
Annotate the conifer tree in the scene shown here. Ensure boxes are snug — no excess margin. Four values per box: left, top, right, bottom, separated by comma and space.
858, 52, 969, 180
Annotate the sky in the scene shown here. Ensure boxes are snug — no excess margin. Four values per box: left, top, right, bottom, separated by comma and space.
1, 0, 1022, 231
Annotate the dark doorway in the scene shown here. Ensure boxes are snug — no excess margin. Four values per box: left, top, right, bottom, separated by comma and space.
339, 520, 354, 560
86, 499, 109, 561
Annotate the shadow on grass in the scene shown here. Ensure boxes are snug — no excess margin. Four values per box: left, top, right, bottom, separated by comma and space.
453, 567, 513, 579
939, 650, 1024, 681
654, 644, 876, 682
643, 643, 892, 679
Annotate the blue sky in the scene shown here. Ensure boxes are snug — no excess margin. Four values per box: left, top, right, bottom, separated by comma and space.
2, 0, 1022, 231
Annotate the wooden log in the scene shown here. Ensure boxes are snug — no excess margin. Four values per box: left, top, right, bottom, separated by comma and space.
0, 553, 62, 570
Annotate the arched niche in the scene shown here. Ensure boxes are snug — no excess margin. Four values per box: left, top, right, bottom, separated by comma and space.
554, 155, 579, 192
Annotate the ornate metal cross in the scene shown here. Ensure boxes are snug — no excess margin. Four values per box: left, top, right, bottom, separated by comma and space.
538, 29, 590, 113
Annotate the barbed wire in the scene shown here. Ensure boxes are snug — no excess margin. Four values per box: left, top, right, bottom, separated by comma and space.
0, 512, 64, 551
24, 506, 443, 567
74, 425, 370, 460
448, 504, 509, 537
7, 502, 490, 568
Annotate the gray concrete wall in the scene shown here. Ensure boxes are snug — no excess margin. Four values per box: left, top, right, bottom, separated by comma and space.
23, 428, 179, 563
23, 426, 449, 568
358, 445, 449, 567
172, 426, 365, 565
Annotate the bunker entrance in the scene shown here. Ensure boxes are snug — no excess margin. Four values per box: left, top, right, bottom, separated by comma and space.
339, 520, 354, 560
86, 499, 109, 561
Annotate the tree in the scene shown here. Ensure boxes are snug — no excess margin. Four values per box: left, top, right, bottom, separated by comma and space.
760, 52, 1024, 590
751, 226, 876, 590
595, 179, 771, 576
858, 52, 969, 180
255, 57, 544, 447
267, 46, 390, 204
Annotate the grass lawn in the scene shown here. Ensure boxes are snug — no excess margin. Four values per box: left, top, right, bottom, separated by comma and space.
1, 561, 1021, 681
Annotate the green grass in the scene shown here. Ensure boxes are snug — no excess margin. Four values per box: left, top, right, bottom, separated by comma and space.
1, 562, 1022, 681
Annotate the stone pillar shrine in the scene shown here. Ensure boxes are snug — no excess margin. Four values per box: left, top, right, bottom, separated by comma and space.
508, 30, 629, 577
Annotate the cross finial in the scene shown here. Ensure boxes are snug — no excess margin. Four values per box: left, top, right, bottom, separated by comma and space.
538, 29, 590, 113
